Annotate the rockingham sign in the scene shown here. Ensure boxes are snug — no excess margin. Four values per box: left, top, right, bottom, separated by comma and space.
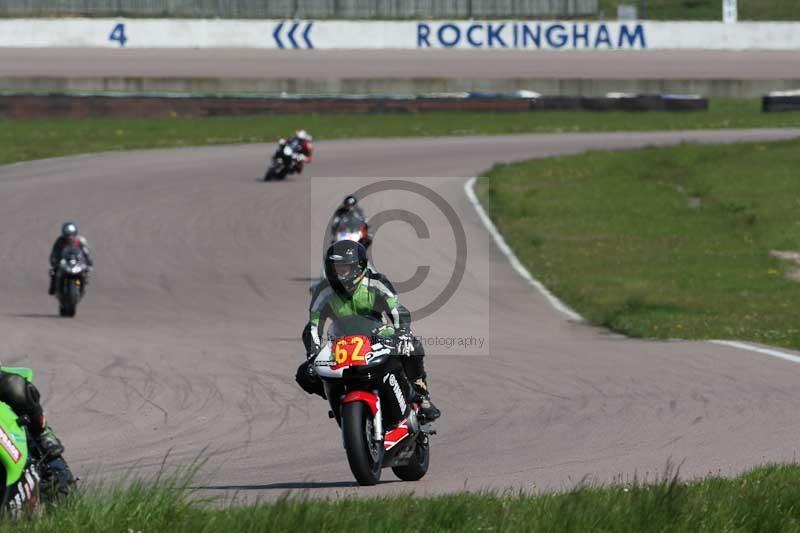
416, 22, 646, 49
0, 18, 799, 50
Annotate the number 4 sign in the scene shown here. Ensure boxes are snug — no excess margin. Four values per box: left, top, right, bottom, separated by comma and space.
109, 23, 128, 47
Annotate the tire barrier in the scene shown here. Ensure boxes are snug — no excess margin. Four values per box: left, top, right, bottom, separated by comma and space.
762, 90, 800, 112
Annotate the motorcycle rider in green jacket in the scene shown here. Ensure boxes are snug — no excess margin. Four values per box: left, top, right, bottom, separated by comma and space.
297, 240, 441, 421
0, 370, 74, 495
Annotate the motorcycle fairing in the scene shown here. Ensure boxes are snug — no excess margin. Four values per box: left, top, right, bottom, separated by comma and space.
383, 421, 410, 451
0, 403, 27, 487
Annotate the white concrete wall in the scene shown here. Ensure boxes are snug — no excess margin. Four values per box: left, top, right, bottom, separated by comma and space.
1, 18, 799, 50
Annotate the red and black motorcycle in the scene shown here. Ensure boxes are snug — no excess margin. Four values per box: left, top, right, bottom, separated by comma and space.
313, 316, 434, 486
263, 139, 306, 181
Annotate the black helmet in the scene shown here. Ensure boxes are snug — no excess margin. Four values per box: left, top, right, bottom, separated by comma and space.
324, 240, 368, 297
343, 195, 357, 209
61, 222, 78, 238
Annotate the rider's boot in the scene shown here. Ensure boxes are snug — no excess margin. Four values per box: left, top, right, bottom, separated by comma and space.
37, 425, 65, 460
413, 378, 441, 422
36, 425, 75, 498
48, 271, 56, 295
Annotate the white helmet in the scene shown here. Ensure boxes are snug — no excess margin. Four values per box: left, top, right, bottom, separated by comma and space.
61, 222, 78, 238
295, 129, 312, 142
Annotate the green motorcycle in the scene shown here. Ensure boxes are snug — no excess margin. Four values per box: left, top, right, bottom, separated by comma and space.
0, 367, 73, 513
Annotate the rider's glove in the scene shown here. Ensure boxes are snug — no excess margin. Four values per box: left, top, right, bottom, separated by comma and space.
306, 344, 321, 360
375, 326, 395, 338
398, 334, 414, 356
305, 361, 318, 379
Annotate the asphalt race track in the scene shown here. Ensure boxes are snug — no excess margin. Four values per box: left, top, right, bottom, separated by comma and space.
2, 49, 800, 79
3, 129, 800, 498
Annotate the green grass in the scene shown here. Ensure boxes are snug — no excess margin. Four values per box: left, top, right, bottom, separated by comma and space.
7, 464, 800, 531
4, 2, 800, 20
599, 0, 800, 20
2, 98, 800, 166
477, 138, 800, 349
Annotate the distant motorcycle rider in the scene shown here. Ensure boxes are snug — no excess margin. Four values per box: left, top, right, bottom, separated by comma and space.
331, 195, 371, 249
0, 370, 74, 493
49, 222, 93, 296
274, 129, 314, 174
332, 195, 365, 226
297, 240, 440, 421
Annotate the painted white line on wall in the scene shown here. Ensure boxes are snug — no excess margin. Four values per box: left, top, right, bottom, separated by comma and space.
464, 176, 584, 322
466, 176, 800, 364
709, 340, 800, 364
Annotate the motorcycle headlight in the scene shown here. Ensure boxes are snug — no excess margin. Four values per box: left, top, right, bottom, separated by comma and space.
283, 146, 293, 156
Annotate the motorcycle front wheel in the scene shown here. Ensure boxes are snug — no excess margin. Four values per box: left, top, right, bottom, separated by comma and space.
59, 281, 79, 318
342, 402, 383, 486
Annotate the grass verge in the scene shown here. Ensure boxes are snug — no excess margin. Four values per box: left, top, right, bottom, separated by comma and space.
5, 464, 800, 531
2, 99, 800, 166
477, 138, 800, 349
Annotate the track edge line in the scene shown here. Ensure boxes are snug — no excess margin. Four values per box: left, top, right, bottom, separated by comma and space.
465, 176, 800, 364
708, 340, 800, 364
464, 176, 584, 322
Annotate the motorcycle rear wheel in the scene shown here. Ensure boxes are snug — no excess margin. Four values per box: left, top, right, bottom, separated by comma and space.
392, 435, 429, 481
342, 402, 383, 486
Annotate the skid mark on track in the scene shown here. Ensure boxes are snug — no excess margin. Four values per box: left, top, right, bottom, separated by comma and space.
243, 274, 270, 303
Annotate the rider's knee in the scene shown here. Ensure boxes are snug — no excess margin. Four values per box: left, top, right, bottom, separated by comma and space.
296, 361, 324, 398
0, 373, 43, 421
412, 337, 426, 358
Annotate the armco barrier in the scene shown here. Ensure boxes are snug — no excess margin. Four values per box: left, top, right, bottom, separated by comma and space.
1, 19, 800, 50
0, 93, 708, 119
1, 77, 796, 99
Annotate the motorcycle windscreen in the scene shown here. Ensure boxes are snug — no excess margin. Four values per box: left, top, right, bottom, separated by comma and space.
315, 316, 390, 378
328, 315, 383, 338
60, 248, 85, 263
334, 230, 363, 243
332, 214, 365, 240
60, 249, 86, 273
0, 403, 27, 487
